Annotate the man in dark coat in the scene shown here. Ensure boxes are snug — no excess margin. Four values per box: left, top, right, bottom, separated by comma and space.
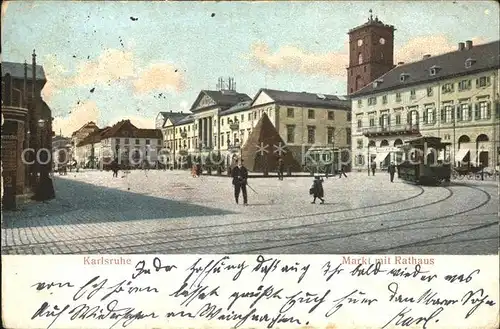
338, 164, 347, 178
277, 157, 284, 180
111, 158, 119, 178
231, 160, 249, 205
371, 161, 376, 176
310, 175, 325, 204
388, 162, 396, 182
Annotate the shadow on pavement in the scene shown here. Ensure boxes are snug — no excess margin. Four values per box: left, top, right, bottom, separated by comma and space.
2, 177, 236, 229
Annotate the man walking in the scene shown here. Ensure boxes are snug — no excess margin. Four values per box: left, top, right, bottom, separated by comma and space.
231, 160, 249, 205
338, 164, 347, 178
388, 162, 396, 183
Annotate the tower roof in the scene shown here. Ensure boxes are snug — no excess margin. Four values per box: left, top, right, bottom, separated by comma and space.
348, 10, 395, 34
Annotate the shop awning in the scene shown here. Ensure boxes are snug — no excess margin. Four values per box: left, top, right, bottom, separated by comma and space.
455, 149, 470, 162
375, 152, 390, 163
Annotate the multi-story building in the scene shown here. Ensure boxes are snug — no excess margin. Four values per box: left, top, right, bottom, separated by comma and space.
159, 86, 352, 170
52, 135, 72, 167
350, 39, 500, 171
74, 120, 163, 168
71, 121, 100, 164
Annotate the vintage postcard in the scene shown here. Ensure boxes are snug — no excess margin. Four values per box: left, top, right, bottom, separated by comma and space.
1, 0, 499, 328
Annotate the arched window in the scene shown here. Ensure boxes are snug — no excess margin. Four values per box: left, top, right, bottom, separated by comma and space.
358, 53, 363, 65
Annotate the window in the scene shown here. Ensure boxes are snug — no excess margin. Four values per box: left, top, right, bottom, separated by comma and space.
427, 87, 433, 97
395, 114, 401, 125
356, 155, 365, 166
241, 114, 244, 122
368, 97, 377, 106
410, 89, 416, 99
358, 53, 363, 65
457, 103, 471, 121
475, 101, 491, 120
346, 128, 351, 145
135, 139, 140, 145
124, 138, 129, 144
253, 112, 257, 120
308, 109, 315, 119
357, 99, 363, 107
327, 127, 335, 144
115, 138, 120, 145
328, 111, 335, 120
221, 137, 224, 146
442, 83, 454, 93
357, 119, 362, 129
477, 76, 491, 88
357, 139, 363, 149
145, 139, 150, 145
395, 93, 401, 102
287, 108, 294, 118
380, 113, 390, 128
445, 105, 454, 122
347, 112, 351, 121
382, 95, 387, 104
458, 80, 471, 91
188, 139, 191, 149
158, 139, 162, 145
307, 126, 315, 144
369, 117, 375, 127
430, 68, 437, 76
440, 108, 446, 123
286, 125, 295, 143
221, 119, 224, 126
400, 73, 409, 82
424, 107, 435, 124
248, 113, 252, 121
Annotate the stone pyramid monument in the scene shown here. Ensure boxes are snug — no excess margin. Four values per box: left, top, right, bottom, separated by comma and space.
240, 112, 301, 172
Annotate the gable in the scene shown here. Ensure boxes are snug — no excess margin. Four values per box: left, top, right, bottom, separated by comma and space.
155, 113, 166, 128
252, 91, 275, 106
192, 92, 216, 111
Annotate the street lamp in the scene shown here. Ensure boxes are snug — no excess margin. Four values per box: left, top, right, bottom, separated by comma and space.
33, 119, 55, 201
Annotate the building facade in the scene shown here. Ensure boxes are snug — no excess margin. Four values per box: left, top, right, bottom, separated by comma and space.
350, 40, 500, 171
159, 86, 352, 170
74, 120, 163, 168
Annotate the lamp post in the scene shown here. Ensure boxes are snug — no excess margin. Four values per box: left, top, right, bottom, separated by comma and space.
33, 119, 55, 201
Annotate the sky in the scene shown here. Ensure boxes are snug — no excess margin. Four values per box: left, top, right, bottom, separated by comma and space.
2, 1, 499, 136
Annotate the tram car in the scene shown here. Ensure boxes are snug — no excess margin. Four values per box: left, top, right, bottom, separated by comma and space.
303, 147, 346, 175
397, 136, 452, 185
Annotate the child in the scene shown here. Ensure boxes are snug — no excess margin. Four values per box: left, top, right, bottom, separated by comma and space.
310, 175, 325, 204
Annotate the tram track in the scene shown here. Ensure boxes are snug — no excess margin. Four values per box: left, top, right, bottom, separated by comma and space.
1, 184, 426, 250
230, 185, 494, 254
4, 185, 455, 254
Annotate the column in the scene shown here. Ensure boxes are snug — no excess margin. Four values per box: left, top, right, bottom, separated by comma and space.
203, 118, 208, 147
208, 117, 213, 148
198, 119, 202, 148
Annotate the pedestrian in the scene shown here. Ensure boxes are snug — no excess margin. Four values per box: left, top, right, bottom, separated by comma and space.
338, 164, 347, 178
388, 162, 396, 183
310, 175, 325, 204
371, 161, 376, 176
278, 157, 284, 180
231, 160, 249, 205
111, 158, 119, 178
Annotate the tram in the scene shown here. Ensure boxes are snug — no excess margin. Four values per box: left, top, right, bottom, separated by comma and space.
303, 147, 346, 175
397, 136, 452, 185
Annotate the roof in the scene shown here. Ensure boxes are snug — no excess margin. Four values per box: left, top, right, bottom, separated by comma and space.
2, 61, 46, 81
352, 40, 500, 97
190, 90, 251, 112
168, 113, 190, 125
76, 127, 110, 146
71, 121, 99, 136
253, 88, 351, 110
220, 100, 252, 116
156, 111, 188, 127
100, 120, 137, 139
177, 114, 195, 125
348, 16, 395, 34
135, 129, 162, 139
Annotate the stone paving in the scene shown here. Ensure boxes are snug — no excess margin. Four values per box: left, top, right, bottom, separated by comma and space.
1, 169, 498, 255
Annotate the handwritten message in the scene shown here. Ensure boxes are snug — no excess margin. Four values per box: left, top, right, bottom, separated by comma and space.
2, 255, 499, 329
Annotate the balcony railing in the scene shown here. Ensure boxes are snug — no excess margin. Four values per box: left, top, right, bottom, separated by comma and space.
362, 124, 420, 137
180, 131, 187, 138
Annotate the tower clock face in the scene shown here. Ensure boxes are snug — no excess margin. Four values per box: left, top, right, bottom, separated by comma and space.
357, 39, 363, 46
379, 37, 386, 45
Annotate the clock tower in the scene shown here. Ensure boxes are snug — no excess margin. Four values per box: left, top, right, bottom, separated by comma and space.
347, 10, 395, 94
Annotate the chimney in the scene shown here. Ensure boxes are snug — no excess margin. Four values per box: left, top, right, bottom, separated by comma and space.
458, 42, 465, 51
423, 54, 431, 59
465, 40, 473, 50
32, 49, 37, 100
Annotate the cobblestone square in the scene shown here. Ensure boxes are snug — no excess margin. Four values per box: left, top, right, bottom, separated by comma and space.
2, 170, 498, 255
